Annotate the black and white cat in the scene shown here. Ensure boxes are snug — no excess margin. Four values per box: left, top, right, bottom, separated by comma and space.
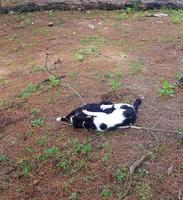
56, 99, 141, 132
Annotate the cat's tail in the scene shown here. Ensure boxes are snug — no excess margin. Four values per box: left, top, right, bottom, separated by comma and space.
56, 116, 70, 124
133, 98, 142, 112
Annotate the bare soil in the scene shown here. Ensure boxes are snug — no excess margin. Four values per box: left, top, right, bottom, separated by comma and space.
0, 10, 183, 200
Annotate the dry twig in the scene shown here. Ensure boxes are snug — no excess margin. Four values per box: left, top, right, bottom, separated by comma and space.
44, 53, 86, 105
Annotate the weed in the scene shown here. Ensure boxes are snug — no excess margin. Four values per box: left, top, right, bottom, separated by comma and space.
36, 146, 61, 161
170, 15, 182, 24
114, 167, 127, 181
17, 159, 31, 177
73, 142, 92, 155
59, 159, 68, 170
108, 72, 122, 90
0, 99, 8, 106
48, 75, 60, 87
82, 175, 96, 182
102, 153, 109, 162
75, 46, 98, 62
36, 134, 49, 146
101, 187, 112, 199
128, 60, 144, 75
31, 108, 41, 117
0, 77, 8, 85
159, 80, 175, 97
29, 65, 44, 74
69, 192, 77, 200
136, 183, 152, 200
20, 83, 38, 98
31, 118, 44, 127
0, 154, 6, 164
25, 146, 33, 153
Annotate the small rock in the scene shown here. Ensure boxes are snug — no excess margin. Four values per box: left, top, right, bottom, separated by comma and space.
167, 165, 173, 175
33, 180, 40, 185
88, 24, 96, 30
72, 32, 77, 35
48, 22, 54, 27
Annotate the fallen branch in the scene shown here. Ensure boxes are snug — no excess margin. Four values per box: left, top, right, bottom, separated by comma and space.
119, 125, 183, 136
44, 53, 86, 105
119, 124, 161, 199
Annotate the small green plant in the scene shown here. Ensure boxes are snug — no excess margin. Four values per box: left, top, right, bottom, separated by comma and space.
31, 108, 41, 116
36, 146, 61, 161
136, 183, 152, 200
59, 159, 68, 170
31, 118, 44, 127
20, 83, 38, 98
170, 15, 182, 24
25, 146, 33, 153
69, 192, 77, 200
17, 159, 32, 177
114, 167, 127, 181
101, 188, 112, 199
29, 65, 44, 73
48, 75, 60, 87
73, 142, 92, 155
0, 154, 6, 164
0, 77, 8, 85
108, 72, 122, 90
36, 134, 49, 146
128, 60, 144, 75
159, 80, 175, 97
102, 153, 109, 162
75, 46, 97, 62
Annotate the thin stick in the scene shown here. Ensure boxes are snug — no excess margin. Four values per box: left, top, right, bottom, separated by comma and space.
44, 54, 86, 105
118, 125, 182, 135
63, 82, 86, 105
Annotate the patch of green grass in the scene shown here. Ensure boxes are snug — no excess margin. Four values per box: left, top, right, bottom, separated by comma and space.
17, 159, 32, 177
8, 34, 18, 41
36, 134, 50, 146
128, 60, 144, 75
59, 159, 68, 170
0, 154, 6, 165
159, 80, 175, 97
136, 183, 152, 200
31, 118, 44, 127
31, 108, 41, 117
0, 99, 8, 106
25, 146, 33, 153
73, 141, 92, 155
114, 167, 127, 182
101, 187, 112, 199
0, 77, 8, 85
20, 83, 38, 98
75, 46, 98, 62
162, 9, 183, 24
48, 75, 60, 87
29, 65, 44, 74
102, 153, 109, 162
69, 192, 78, 200
36, 146, 61, 161
107, 72, 122, 90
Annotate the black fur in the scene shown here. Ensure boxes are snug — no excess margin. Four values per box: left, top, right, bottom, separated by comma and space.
57, 99, 141, 131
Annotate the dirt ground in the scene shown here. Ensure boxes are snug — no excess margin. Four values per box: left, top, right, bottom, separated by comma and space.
0, 9, 183, 200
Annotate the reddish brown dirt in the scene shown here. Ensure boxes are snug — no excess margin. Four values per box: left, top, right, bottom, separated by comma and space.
0, 10, 183, 200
